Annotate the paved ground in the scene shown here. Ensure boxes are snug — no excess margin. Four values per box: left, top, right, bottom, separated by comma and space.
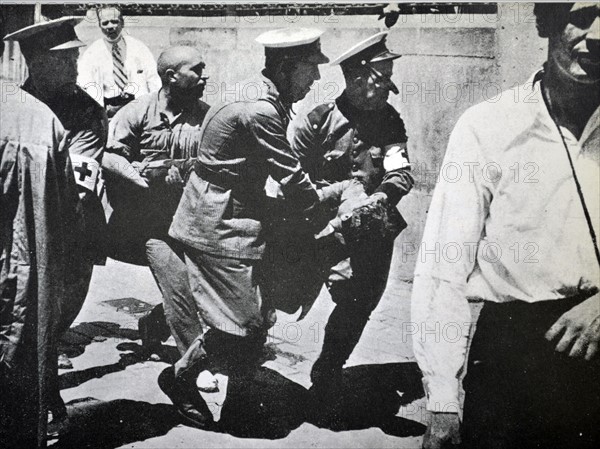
51, 255, 432, 449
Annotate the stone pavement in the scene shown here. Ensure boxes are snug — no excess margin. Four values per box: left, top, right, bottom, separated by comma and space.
51, 256, 431, 449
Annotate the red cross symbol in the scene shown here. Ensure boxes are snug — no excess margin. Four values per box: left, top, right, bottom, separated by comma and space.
74, 162, 92, 182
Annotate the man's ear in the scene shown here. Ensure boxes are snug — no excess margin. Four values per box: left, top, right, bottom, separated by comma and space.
165, 68, 177, 84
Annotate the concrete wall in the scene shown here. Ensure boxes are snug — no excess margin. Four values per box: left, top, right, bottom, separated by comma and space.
72, 4, 546, 280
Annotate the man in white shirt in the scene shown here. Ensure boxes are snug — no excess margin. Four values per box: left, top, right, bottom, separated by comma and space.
78, 5, 160, 117
412, 3, 599, 449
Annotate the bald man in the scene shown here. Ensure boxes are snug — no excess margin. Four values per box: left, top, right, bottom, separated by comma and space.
103, 45, 210, 356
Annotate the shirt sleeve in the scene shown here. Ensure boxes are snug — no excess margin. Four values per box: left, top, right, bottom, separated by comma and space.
411, 112, 491, 412
250, 101, 319, 211
77, 46, 104, 107
140, 44, 161, 94
106, 103, 143, 161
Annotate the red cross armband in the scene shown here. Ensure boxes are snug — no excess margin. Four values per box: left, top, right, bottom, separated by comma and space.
71, 154, 101, 194
383, 142, 410, 172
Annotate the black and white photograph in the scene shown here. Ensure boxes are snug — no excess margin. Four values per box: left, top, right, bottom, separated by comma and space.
1, 1, 598, 448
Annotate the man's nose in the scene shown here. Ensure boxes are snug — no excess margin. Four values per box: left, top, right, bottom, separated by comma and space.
312, 66, 321, 82
388, 79, 399, 95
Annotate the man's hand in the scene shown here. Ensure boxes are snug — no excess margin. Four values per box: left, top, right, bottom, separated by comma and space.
423, 412, 461, 449
102, 152, 149, 188
545, 293, 600, 360
165, 165, 184, 186
364, 191, 388, 208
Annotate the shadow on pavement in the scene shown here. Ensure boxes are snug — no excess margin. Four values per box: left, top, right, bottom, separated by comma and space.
213, 362, 425, 440
59, 322, 138, 359
58, 325, 180, 390
51, 397, 180, 449
307, 362, 427, 437
218, 366, 310, 439
116, 341, 182, 364
59, 352, 146, 390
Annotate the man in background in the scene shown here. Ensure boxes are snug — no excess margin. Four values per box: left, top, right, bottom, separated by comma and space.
412, 4, 599, 448
103, 45, 210, 359
78, 5, 160, 117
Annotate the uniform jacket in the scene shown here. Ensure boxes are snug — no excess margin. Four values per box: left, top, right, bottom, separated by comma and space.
1, 86, 85, 444
286, 92, 414, 285
169, 74, 319, 260
291, 92, 413, 206
23, 79, 107, 162
23, 80, 108, 267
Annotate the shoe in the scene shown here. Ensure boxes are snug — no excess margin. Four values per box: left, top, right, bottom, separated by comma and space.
138, 314, 162, 353
158, 366, 215, 429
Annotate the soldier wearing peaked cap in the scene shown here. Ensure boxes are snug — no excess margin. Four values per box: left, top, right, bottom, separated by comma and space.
289, 31, 414, 410
162, 28, 355, 428
4, 16, 108, 437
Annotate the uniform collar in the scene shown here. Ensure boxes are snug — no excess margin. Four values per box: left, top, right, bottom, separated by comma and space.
336, 90, 388, 121
260, 71, 293, 119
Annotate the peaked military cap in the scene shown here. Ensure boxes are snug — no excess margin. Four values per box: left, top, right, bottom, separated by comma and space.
331, 31, 400, 67
4, 16, 85, 59
256, 28, 329, 64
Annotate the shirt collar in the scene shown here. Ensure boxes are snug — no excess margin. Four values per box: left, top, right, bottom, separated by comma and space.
103, 35, 125, 50
531, 67, 600, 148
157, 89, 206, 127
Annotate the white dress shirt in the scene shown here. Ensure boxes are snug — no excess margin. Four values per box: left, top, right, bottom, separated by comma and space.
411, 71, 600, 411
78, 35, 161, 106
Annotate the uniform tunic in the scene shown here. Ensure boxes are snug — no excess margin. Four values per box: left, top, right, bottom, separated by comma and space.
21, 79, 108, 322
170, 75, 319, 261
291, 91, 413, 282
169, 75, 319, 340
1, 85, 83, 447
286, 91, 413, 382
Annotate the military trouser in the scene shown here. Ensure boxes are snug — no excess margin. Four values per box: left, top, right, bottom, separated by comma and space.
173, 248, 276, 382
146, 237, 204, 355
311, 238, 394, 386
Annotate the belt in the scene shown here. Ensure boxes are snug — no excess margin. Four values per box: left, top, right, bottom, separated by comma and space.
104, 93, 134, 107
194, 161, 265, 213
193, 161, 240, 191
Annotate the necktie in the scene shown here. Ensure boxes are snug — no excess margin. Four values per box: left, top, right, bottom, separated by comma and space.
112, 42, 128, 94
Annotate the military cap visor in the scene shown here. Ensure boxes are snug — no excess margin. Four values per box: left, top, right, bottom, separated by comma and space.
331, 31, 400, 67
4, 16, 85, 54
257, 28, 329, 64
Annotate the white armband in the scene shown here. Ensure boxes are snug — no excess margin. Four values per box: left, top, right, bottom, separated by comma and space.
383, 143, 410, 172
